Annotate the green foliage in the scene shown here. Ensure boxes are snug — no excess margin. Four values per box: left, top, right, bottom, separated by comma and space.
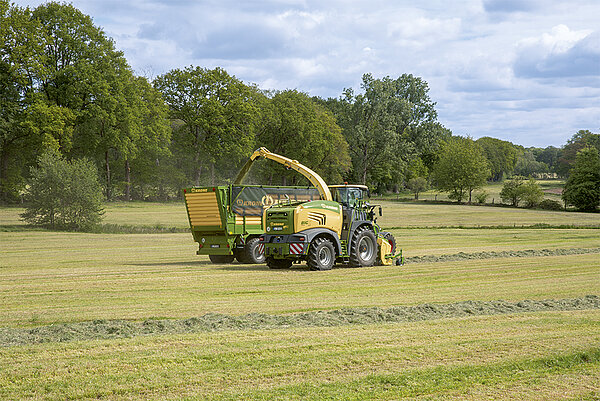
21, 151, 103, 229
520, 178, 544, 208
154, 66, 261, 186
256, 90, 350, 185
0, 1, 47, 203
500, 177, 544, 208
329, 73, 446, 190
500, 176, 525, 206
406, 157, 428, 180
562, 147, 600, 212
474, 190, 489, 204
476, 137, 518, 181
407, 177, 428, 200
431, 137, 491, 203
538, 199, 563, 211
535, 146, 560, 172
514, 150, 549, 177
557, 130, 600, 177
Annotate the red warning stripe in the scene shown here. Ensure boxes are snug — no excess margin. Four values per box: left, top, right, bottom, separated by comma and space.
257, 243, 264, 255
289, 243, 304, 255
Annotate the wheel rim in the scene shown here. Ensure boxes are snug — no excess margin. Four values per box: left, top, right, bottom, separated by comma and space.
318, 246, 332, 266
253, 243, 265, 262
358, 236, 374, 261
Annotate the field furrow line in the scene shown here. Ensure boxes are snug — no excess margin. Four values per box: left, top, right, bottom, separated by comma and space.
1, 295, 598, 347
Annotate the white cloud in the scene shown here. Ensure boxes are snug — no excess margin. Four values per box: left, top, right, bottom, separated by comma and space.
514, 25, 599, 79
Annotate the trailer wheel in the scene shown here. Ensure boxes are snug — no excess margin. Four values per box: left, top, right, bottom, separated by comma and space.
266, 257, 292, 269
242, 237, 266, 264
307, 238, 335, 271
234, 249, 246, 263
349, 227, 377, 267
209, 254, 235, 264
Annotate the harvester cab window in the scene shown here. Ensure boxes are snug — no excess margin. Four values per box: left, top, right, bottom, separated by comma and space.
332, 187, 364, 208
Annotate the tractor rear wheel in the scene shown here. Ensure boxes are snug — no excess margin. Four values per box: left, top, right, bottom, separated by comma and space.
307, 238, 335, 271
241, 237, 266, 264
266, 257, 292, 269
209, 254, 235, 264
349, 227, 377, 267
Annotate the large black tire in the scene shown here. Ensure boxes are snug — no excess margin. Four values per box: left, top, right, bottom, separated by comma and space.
349, 227, 377, 267
209, 254, 235, 264
266, 257, 292, 269
241, 237, 266, 264
234, 248, 246, 263
307, 238, 335, 271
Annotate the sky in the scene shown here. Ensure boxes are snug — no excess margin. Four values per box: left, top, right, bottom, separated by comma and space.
14, 0, 600, 147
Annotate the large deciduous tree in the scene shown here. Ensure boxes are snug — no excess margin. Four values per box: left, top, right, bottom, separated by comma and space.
0, 1, 48, 202
557, 130, 600, 177
33, 2, 140, 199
326, 73, 447, 192
476, 137, 518, 181
256, 90, 350, 185
562, 147, 600, 212
431, 137, 491, 203
154, 67, 260, 186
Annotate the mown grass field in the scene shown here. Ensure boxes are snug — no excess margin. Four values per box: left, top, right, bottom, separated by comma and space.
393, 179, 565, 204
1, 201, 599, 400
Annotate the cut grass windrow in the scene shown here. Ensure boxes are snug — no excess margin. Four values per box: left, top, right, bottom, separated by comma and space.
405, 247, 600, 264
1, 296, 598, 347
388, 224, 600, 230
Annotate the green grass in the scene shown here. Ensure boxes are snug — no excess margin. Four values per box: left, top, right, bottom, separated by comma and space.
376, 201, 600, 227
1, 311, 598, 400
1, 229, 599, 327
1, 199, 600, 399
0, 201, 190, 230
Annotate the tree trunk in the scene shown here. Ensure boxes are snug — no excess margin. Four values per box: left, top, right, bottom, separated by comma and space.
210, 162, 215, 185
0, 148, 8, 202
105, 151, 111, 201
195, 166, 202, 187
125, 159, 131, 201
468, 189, 472, 204
282, 175, 287, 186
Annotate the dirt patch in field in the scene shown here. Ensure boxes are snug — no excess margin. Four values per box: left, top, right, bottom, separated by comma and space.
1, 296, 598, 347
405, 247, 600, 264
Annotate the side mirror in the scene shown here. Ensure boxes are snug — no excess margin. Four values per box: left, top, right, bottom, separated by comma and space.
379, 206, 382, 216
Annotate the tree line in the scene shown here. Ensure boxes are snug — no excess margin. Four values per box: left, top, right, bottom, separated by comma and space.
2, 1, 598, 212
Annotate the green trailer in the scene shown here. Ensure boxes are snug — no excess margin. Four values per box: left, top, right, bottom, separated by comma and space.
183, 185, 319, 264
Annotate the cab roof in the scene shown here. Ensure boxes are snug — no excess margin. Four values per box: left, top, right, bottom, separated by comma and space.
329, 184, 369, 190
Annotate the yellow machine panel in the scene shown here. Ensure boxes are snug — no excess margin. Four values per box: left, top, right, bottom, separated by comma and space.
185, 192, 221, 227
235, 215, 262, 225
294, 205, 342, 235
377, 237, 393, 265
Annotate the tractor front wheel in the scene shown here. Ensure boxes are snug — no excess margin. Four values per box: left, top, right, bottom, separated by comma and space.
349, 227, 377, 267
307, 238, 335, 271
